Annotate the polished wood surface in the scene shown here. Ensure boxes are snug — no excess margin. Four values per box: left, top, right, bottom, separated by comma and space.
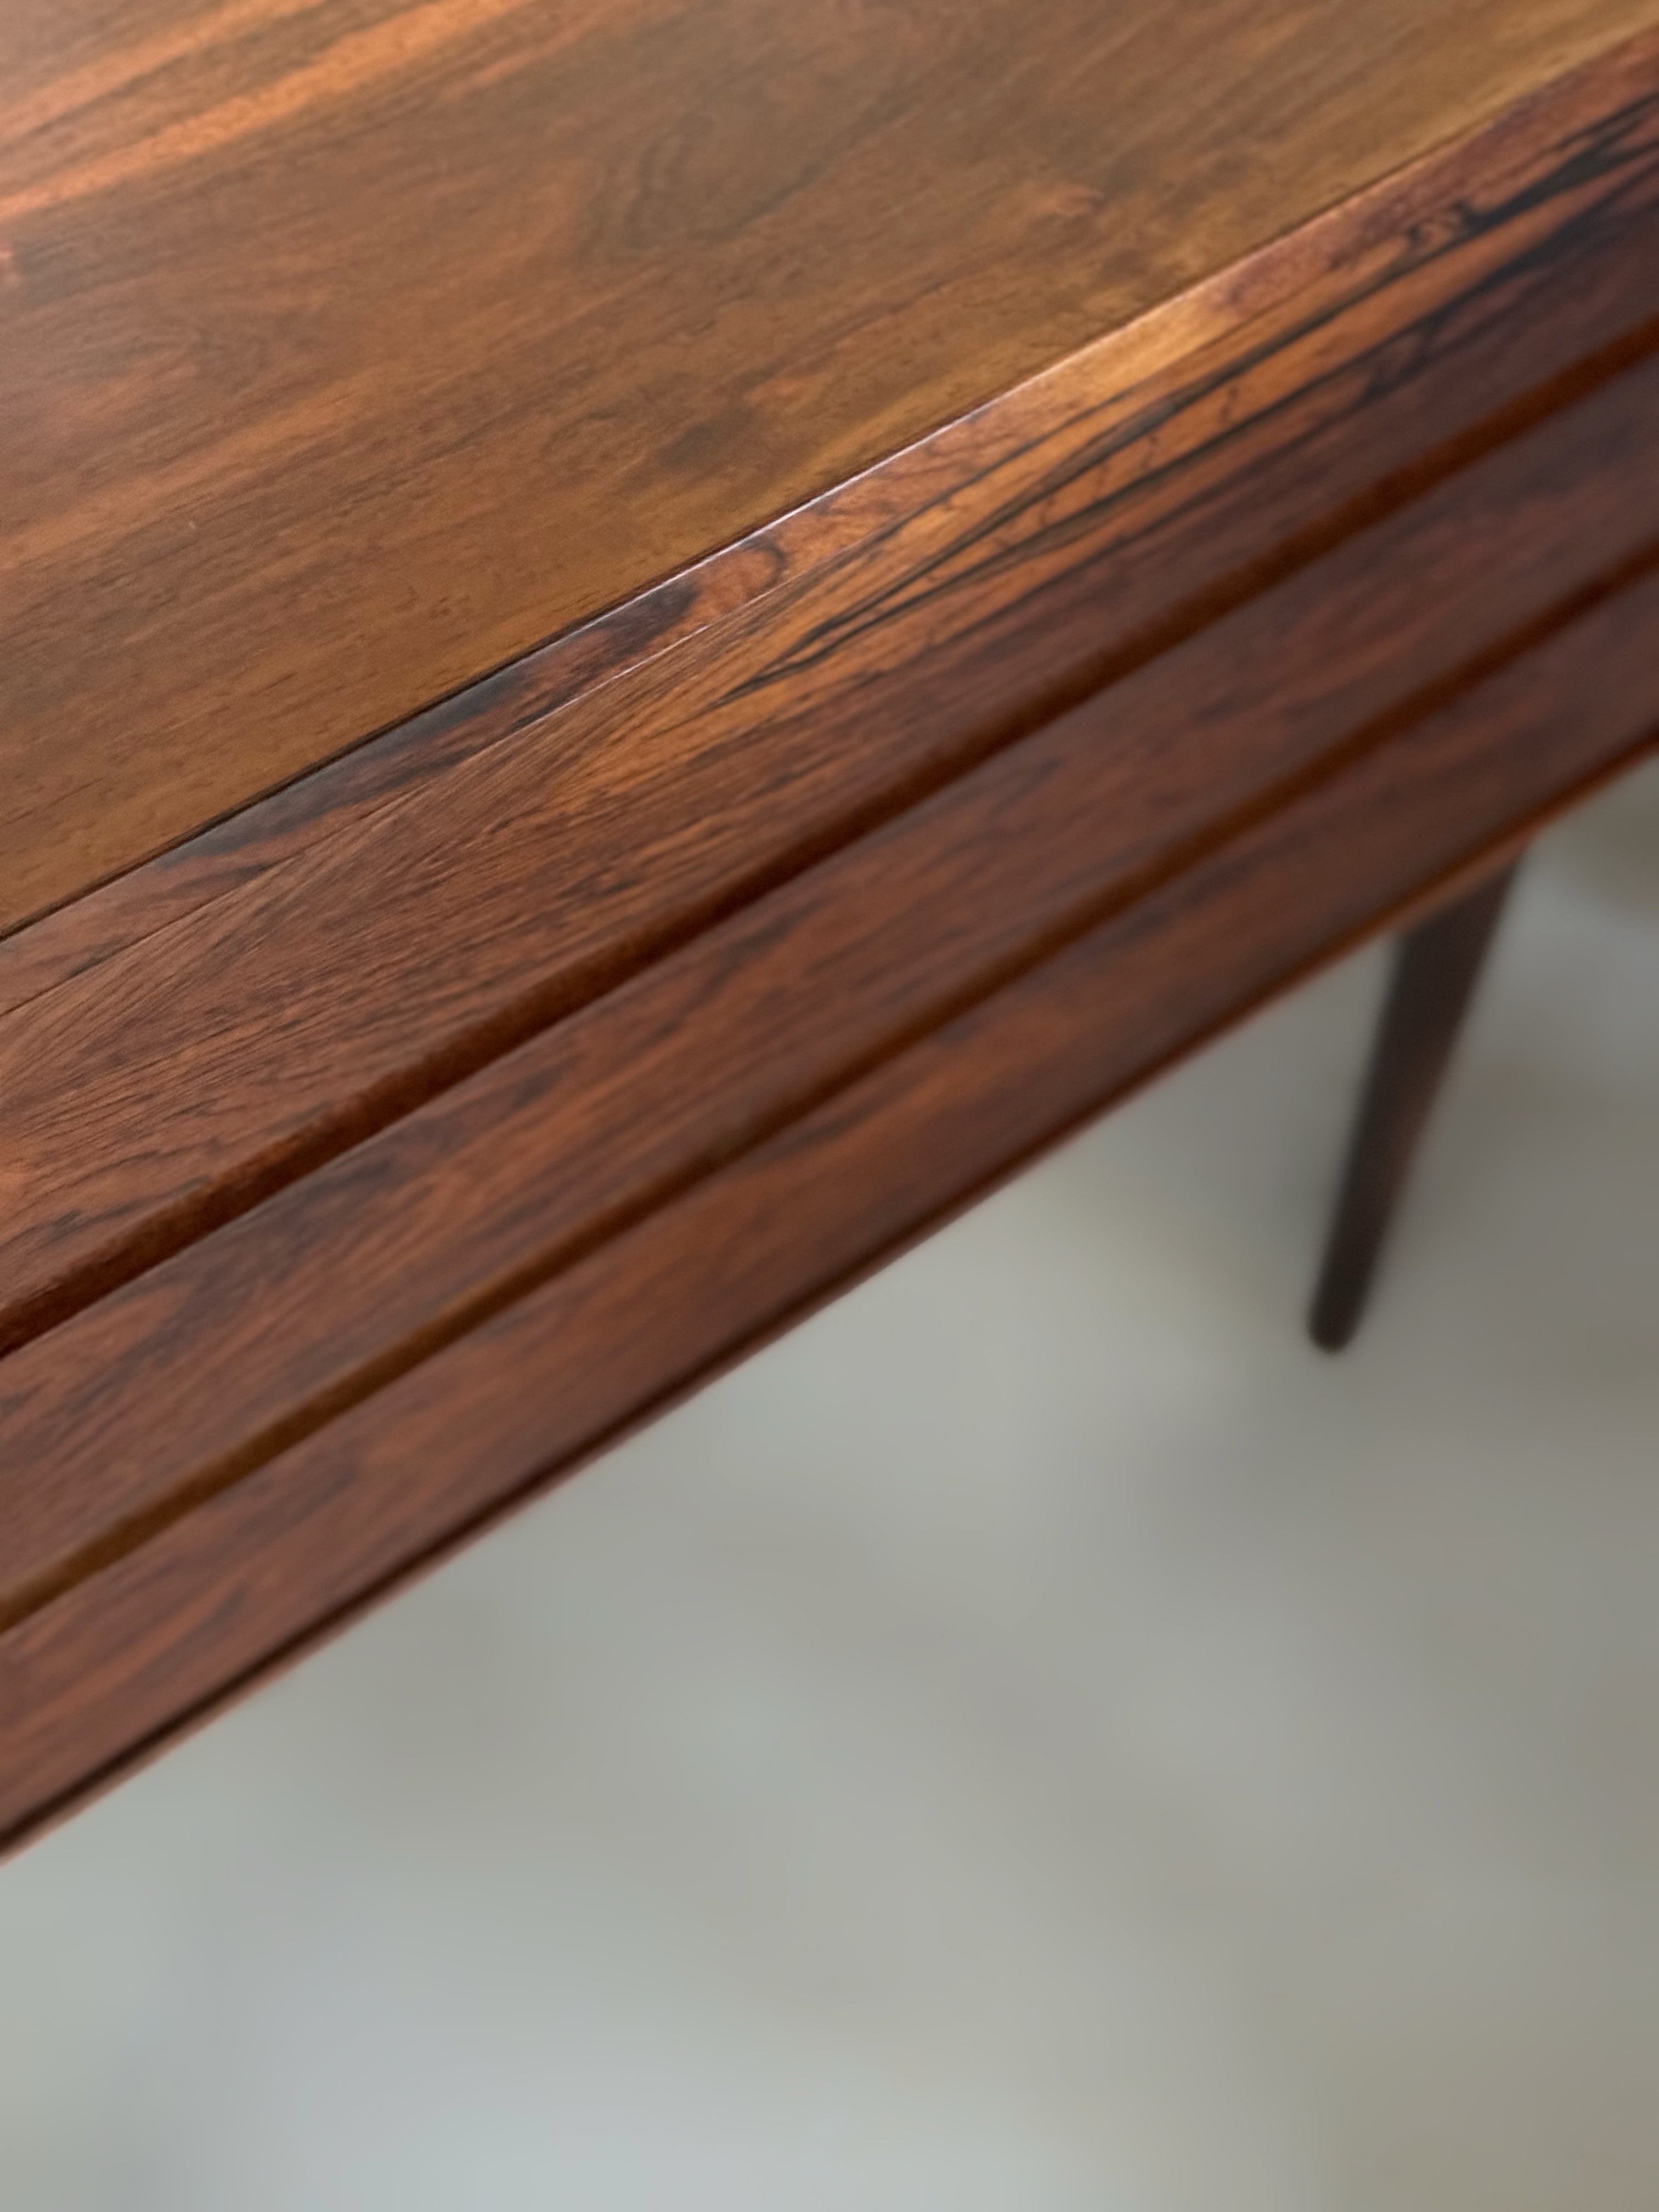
7, 44, 1659, 1360
9, 19, 1659, 1022
7, 527, 1659, 1636
5, 0, 1658, 931
4, 8, 1659, 1854
7, 351, 1659, 1612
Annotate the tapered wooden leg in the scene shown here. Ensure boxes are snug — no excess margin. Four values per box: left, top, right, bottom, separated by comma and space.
1308, 863, 1520, 1351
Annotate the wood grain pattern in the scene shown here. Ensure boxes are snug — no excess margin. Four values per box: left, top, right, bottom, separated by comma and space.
5, 42, 1659, 1362
5, 358, 1659, 1625
5, 0, 1659, 930
6, 7, 1659, 1859
4, 571, 1656, 1854
4, 17, 1658, 1019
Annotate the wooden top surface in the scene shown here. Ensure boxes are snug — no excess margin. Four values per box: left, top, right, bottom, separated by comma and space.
5, 0, 1657, 934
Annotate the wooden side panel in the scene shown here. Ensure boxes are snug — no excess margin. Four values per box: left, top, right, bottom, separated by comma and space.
5, 362, 1659, 1611
4, 572, 1656, 1857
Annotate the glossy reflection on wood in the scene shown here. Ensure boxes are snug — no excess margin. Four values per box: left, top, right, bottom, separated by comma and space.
5, 0, 1659, 930
4, 4, 1659, 1859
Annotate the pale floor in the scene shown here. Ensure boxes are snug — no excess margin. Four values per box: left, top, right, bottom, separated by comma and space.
5, 764, 1658, 2212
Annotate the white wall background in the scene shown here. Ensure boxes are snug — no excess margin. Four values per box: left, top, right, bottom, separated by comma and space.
5, 762, 1658, 2212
